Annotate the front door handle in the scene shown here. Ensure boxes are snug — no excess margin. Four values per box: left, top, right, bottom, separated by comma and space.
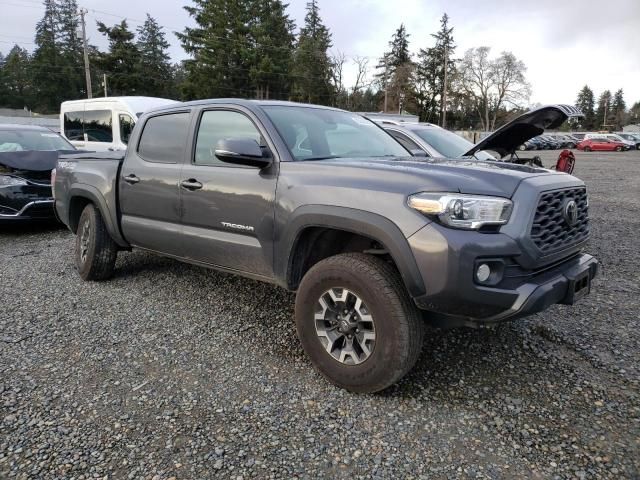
180, 179, 203, 191
124, 174, 140, 184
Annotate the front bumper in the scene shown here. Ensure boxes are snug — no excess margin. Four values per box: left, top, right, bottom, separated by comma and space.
408, 222, 598, 326
1, 183, 56, 222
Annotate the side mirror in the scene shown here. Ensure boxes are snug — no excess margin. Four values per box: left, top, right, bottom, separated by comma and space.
215, 138, 272, 168
409, 149, 428, 157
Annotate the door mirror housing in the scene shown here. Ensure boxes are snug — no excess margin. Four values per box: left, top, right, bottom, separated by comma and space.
215, 138, 272, 168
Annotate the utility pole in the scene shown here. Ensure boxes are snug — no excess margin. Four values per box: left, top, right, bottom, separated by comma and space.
441, 43, 448, 128
383, 57, 388, 113
79, 8, 92, 99
603, 103, 607, 129
102, 73, 107, 97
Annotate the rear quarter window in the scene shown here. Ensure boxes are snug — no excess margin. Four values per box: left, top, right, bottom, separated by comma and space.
137, 112, 191, 163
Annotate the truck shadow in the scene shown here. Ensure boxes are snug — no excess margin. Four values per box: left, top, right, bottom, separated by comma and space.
113, 249, 566, 399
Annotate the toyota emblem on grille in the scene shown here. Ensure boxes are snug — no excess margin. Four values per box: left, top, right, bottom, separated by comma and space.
563, 199, 578, 226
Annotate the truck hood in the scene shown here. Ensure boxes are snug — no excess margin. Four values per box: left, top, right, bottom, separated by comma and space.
463, 104, 584, 158
315, 156, 569, 198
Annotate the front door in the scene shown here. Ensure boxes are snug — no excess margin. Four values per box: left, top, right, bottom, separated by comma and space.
119, 110, 191, 256
179, 107, 278, 279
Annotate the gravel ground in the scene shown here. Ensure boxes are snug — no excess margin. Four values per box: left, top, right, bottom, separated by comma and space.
1, 150, 639, 479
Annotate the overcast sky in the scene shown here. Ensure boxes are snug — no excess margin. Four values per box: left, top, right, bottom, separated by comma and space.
2, 0, 639, 107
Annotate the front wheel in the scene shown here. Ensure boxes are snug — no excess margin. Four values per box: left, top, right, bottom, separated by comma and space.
75, 203, 118, 281
584, 146, 591, 152
295, 253, 425, 393
615, 146, 623, 152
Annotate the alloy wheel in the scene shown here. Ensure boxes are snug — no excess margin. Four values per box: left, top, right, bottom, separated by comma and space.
314, 288, 376, 365
79, 219, 91, 264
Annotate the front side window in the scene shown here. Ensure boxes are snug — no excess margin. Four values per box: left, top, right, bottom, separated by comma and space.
195, 110, 262, 166
388, 130, 422, 153
263, 106, 408, 161
83, 110, 113, 143
411, 127, 495, 160
119, 114, 135, 145
63, 111, 84, 141
138, 112, 190, 163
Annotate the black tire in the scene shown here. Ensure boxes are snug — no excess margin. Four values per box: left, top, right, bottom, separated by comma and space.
584, 146, 591, 152
615, 146, 622, 152
295, 253, 425, 393
518, 144, 526, 151
75, 203, 118, 281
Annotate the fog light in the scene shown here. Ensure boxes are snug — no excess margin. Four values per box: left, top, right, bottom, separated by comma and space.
476, 263, 491, 283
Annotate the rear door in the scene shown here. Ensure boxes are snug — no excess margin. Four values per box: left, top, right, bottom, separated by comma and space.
119, 110, 191, 256
178, 106, 278, 278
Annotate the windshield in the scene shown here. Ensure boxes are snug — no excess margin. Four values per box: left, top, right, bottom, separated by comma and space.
411, 127, 495, 160
262, 106, 409, 160
0, 129, 75, 152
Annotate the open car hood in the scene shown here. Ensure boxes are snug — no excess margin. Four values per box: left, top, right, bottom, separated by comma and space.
0, 150, 78, 172
463, 104, 583, 158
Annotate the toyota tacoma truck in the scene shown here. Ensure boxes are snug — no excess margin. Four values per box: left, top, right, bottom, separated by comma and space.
53, 100, 597, 393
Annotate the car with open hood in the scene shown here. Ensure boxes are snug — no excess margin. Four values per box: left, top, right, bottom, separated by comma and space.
377, 105, 583, 161
0, 124, 76, 222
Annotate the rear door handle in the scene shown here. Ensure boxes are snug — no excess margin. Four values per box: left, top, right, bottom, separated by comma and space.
180, 179, 203, 191
123, 174, 140, 184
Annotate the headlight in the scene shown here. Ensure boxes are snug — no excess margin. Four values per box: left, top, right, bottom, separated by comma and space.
408, 192, 513, 230
0, 175, 28, 187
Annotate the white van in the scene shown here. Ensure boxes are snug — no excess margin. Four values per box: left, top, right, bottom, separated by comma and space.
60, 96, 178, 151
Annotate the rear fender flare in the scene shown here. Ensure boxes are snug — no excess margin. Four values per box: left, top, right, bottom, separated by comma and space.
69, 184, 128, 247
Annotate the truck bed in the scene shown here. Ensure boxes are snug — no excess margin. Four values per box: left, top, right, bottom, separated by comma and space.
55, 151, 128, 246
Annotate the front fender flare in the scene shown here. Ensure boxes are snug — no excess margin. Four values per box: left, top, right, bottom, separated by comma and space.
276, 205, 426, 298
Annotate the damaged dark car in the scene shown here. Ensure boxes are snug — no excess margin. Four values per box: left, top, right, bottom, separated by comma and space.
0, 124, 76, 222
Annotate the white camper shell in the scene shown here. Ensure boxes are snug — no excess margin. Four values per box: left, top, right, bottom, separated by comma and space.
60, 96, 178, 151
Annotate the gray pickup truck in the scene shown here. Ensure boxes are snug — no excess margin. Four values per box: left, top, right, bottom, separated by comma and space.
54, 100, 597, 392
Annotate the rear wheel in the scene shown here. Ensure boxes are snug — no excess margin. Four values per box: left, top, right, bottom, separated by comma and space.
75, 204, 118, 281
295, 253, 425, 393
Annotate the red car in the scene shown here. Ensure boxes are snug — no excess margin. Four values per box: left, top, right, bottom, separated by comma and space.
577, 137, 628, 152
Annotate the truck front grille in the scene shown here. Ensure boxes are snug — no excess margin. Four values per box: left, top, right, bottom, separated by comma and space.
530, 187, 589, 253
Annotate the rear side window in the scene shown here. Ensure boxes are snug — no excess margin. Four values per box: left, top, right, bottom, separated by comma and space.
138, 112, 190, 163
83, 110, 113, 142
64, 111, 84, 141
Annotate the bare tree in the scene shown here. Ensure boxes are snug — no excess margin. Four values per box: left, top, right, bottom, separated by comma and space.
457, 47, 530, 130
352, 55, 369, 94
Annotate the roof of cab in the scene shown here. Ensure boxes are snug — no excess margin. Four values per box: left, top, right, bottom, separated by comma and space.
143, 98, 346, 116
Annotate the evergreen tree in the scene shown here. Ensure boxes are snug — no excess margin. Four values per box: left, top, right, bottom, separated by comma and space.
1, 45, 32, 109
415, 14, 455, 122
291, 0, 333, 104
375, 24, 414, 113
178, 0, 253, 99
56, 0, 85, 100
248, 0, 295, 100
136, 14, 173, 97
30, 0, 61, 112
575, 85, 595, 130
95, 20, 143, 95
611, 88, 626, 130
595, 90, 612, 129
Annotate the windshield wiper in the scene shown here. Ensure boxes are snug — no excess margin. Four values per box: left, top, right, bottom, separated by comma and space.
298, 155, 343, 161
